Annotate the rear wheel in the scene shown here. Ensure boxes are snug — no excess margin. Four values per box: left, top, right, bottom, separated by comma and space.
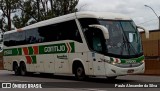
20, 62, 27, 76
13, 63, 20, 75
75, 65, 86, 80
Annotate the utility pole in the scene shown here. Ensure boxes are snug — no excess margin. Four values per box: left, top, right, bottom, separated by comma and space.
145, 5, 160, 30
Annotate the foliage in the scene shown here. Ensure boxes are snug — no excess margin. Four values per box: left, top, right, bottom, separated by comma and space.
0, 0, 19, 31
0, 0, 79, 30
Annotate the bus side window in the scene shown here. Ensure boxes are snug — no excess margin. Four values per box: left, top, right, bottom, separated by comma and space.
25, 28, 44, 44
58, 20, 83, 43
4, 34, 10, 46
79, 18, 105, 53
16, 31, 26, 45
84, 28, 105, 53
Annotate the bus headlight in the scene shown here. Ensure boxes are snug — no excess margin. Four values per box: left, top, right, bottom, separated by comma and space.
141, 60, 145, 63
112, 61, 119, 65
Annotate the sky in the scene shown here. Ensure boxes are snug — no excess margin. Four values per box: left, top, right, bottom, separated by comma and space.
77, 0, 160, 30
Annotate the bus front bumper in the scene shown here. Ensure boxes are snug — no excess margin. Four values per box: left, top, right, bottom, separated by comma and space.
105, 63, 145, 77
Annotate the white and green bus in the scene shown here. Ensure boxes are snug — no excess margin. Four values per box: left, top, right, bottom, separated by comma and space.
3, 12, 149, 80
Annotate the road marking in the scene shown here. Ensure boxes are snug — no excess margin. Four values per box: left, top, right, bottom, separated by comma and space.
8, 80, 29, 82
86, 89, 108, 91
0, 80, 29, 82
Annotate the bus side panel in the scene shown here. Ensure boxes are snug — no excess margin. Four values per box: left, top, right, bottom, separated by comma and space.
40, 54, 55, 73
69, 52, 88, 75
87, 52, 106, 76
69, 42, 89, 75
3, 56, 13, 70
34, 55, 45, 72
55, 53, 69, 74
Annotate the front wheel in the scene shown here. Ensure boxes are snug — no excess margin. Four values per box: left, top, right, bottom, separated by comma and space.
75, 66, 86, 80
107, 76, 117, 80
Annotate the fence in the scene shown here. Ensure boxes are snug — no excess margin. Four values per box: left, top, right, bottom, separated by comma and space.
142, 40, 160, 75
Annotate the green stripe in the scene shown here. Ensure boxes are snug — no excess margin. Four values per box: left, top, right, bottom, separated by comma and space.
31, 56, 37, 64
120, 55, 145, 64
39, 42, 75, 54
110, 58, 114, 62
28, 47, 34, 55
3, 42, 75, 56
110, 55, 145, 64
18, 48, 22, 55
3, 48, 22, 56
70, 42, 75, 53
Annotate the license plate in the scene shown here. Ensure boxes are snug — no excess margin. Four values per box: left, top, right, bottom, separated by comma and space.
127, 69, 134, 73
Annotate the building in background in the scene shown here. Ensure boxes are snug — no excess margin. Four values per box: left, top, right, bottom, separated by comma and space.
141, 29, 160, 75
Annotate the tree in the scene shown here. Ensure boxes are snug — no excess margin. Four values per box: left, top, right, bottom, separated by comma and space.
0, 0, 19, 31
53, 0, 79, 17
1, 0, 79, 31
12, 12, 31, 28
0, 14, 5, 32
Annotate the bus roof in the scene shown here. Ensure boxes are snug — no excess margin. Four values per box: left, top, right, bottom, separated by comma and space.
4, 11, 131, 35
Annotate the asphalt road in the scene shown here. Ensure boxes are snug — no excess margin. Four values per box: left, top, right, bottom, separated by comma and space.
0, 70, 160, 91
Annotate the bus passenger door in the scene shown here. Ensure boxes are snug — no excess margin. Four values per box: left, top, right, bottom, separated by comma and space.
85, 28, 106, 76
88, 53, 106, 76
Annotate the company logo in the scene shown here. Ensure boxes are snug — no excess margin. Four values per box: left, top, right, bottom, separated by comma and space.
125, 60, 136, 64
2, 83, 11, 88
1, 83, 42, 88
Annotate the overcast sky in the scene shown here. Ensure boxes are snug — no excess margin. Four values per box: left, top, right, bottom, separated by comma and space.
77, 0, 160, 30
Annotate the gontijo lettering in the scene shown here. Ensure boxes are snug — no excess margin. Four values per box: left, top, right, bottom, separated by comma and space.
44, 45, 66, 53
3, 42, 75, 56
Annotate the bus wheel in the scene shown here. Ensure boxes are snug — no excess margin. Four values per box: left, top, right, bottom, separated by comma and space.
75, 65, 86, 80
13, 63, 20, 75
107, 76, 117, 80
20, 62, 27, 76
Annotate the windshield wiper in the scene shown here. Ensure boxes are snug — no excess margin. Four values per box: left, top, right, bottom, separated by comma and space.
119, 22, 137, 56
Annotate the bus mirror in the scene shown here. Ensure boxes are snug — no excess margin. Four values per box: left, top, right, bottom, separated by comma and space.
89, 24, 109, 39
137, 26, 149, 39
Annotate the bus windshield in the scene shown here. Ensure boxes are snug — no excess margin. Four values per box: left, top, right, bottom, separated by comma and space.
99, 20, 143, 58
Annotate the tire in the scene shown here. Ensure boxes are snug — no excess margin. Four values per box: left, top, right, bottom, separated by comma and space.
75, 65, 86, 80
20, 62, 27, 76
27, 72, 33, 76
107, 76, 117, 80
13, 63, 20, 76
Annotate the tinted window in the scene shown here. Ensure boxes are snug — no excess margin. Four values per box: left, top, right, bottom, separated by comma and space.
38, 20, 82, 43
79, 18, 99, 32
79, 18, 103, 52
4, 31, 26, 46
8, 33, 16, 46
4, 20, 82, 47
38, 24, 60, 42
26, 28, 44, 44
4, 34, 10, 46
84, 28, 105, 53
16, 31, 26, 45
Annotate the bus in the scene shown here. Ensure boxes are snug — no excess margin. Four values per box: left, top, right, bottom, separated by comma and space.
3, 11, 149, 80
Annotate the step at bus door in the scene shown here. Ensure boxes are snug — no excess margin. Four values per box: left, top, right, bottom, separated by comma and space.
88, 52, 106, 76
